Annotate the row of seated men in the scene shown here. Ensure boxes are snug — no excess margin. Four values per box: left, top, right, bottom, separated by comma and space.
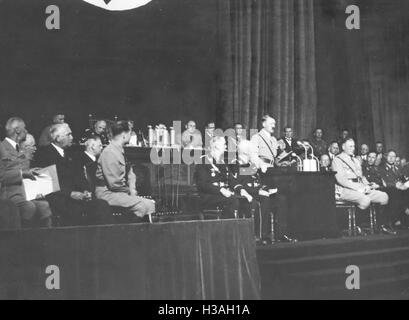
0, 117, 155, 230
198, 115, 409, 238
195, 135, 297, 245
319, 142, 409, 232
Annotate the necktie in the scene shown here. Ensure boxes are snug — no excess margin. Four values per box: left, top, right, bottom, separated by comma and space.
15, 144, 20, 153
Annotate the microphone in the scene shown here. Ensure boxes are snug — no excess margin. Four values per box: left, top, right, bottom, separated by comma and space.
297, 141, 308, 159
302, 142, 320, 172
292, 152, 303, 171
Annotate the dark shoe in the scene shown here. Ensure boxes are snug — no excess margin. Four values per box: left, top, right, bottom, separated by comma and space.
380, 225, 397, 235
278, 235, 298, 243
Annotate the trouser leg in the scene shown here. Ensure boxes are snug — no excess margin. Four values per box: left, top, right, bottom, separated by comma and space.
84, 199, 114, 225
270, 193, 289, 239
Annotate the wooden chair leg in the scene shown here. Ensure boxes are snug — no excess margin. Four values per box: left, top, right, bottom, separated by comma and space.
348, 207, 353, 237
352, 206, 357, 236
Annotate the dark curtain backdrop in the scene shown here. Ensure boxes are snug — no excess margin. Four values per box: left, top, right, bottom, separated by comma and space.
0, 0, 218, 139
0, 0, 408, 155
315, 0, 409, 156
218, 0, 409, 156
217, 0, 317, 138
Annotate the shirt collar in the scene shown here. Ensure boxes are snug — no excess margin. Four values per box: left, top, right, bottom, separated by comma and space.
51, 143, 65, 157
84, 151, 96, 162
5, 137, 18, 150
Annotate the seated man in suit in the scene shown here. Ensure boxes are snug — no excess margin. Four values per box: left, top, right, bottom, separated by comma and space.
332, 138, 393, 234
357, 144, 370, 165
327, 141, 340, 163
0, 118, 52, 228
231, 140, 296, 244
36, 123, 112, 226
378, 150, 409, 229
38, 114, 65, 147
320, 154, 332, 172
78, 134, 104, 194
95, 121, 155, 221
195, 136, 239, 218
0, 199, 20, 230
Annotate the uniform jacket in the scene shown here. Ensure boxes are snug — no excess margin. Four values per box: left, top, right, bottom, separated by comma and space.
250, 129, 278, 165
95, 143, 136, 193
195, 156, 232, 195
362, 164, 384, 186
378, 163, 404, 188
229, 161, 268, 196
331, 152, 369, 194
181, 129, 203, 148
310, 139, 328, 157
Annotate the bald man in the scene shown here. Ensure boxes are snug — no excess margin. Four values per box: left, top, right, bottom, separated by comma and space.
0, 118, 52, 228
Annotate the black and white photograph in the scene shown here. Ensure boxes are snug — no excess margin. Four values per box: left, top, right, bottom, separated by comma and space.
0, 0, 409, 303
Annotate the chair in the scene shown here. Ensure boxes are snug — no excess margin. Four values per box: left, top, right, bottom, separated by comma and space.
335, 200, 358, 236
335, 201, 378, 236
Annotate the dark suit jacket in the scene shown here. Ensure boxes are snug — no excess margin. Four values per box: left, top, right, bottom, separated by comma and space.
0, 139, 27, 203
77, 152, 97, 193
35, 144, 88, 196
280, 137, 304, 157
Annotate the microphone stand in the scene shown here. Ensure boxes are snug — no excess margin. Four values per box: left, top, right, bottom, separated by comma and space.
292, 153, 303, 171
304, 143, 320, 172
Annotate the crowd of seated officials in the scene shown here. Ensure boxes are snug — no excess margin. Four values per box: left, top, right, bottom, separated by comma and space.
0, 115, 154, 230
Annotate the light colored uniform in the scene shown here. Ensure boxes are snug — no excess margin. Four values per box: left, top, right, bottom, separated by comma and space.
181, 129, 203, 148
332, 152, 388, 210
250, 129, 278, 166
95, 143, 155, 217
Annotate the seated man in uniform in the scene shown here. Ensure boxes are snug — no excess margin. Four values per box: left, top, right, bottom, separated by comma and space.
195, 136, 239, 218
80, 120, 109, 146
230, 140, 296, 244
332, 138, 392, 234
363, 152, 399, 233
378, 150, 409, 229
310, 128, 328, 158
95, 121, 155, 222
36, 123, 112, 226
181, 120, 203, 148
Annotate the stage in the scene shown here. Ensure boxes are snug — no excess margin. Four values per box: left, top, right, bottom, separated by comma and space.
1, 217, 408, 300
0, 219, 260, 300
257, 230, 409, 299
